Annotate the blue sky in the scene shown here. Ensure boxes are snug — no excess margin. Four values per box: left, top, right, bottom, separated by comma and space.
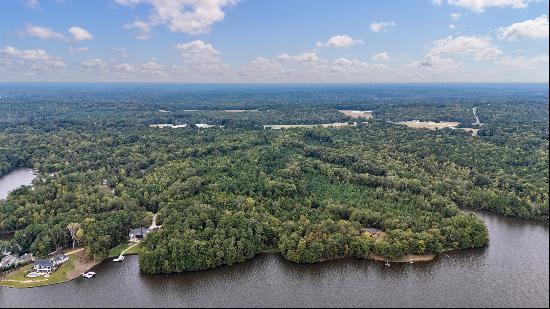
0, 0, 548, 82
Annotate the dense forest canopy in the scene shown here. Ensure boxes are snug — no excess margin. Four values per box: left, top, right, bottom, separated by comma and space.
0, 83, 547, 274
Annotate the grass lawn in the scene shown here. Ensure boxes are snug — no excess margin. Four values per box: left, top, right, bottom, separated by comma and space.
108, 242, 141, 258
108, 243, 133, 258
0, 256, 76, 288
125, 243, 142, 255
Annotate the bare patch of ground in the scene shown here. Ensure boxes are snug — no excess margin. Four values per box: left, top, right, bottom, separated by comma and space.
369, 253, 435, 263
67, 250, 99, 280
224, 109, 259, 113
264, 122, 357, 130
398, 120, 460, 130
338, 110, 373, 119
149, 124, 187, 129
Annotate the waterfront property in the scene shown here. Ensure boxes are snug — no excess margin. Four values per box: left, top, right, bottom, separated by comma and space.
0, 255, 18, 269
52, 254, 69, 267
129, 228, 151, 242
33, 259, 54, 274
0, 253, 34, 270
32, 254, 69, 274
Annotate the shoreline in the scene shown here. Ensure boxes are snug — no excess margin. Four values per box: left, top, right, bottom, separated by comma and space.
0, 246, 140, 289
0, 247, 452, 289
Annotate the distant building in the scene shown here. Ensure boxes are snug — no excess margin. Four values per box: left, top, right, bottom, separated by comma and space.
129, 227, 151, 241
195, 123, 216, 129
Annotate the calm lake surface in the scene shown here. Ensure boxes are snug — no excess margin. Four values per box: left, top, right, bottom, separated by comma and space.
0, 168, 37, 241
0, 168, 36, 200
0, 210, 548, 308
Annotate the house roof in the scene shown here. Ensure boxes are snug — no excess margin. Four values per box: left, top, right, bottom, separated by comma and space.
1, 255, 18, 266
18, 253, 33, 262
34, 259, 53, 268
129, 227, 149, 236
53, 254, 68, 262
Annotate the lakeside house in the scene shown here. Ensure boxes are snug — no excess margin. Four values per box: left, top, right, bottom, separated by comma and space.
0, 255, 18, 268
0, 253, 34, 269
52, 254, 69, 267
32, 254, 68, 274
33, 259, 54, 274
129, 227, 151, 241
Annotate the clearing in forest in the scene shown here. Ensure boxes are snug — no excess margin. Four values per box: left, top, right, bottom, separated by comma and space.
338, 110, 373, 119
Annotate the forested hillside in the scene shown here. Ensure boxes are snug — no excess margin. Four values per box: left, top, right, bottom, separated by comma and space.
0, 84, 547, 274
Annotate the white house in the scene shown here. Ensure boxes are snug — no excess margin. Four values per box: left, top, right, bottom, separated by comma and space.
33, 259, 54, 274
32, 254, 68, 274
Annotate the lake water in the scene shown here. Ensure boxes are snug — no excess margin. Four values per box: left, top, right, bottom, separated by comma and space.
0, 168, 36, 200
0, 210, 547, 308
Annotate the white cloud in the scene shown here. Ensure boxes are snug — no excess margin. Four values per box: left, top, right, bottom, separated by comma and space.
316, 34, 363, 48
124, 21, 153, 40
497, 15, 549, 41
117, 63, 135, 72
449, 24, 457, 29
116, 0, 238, 36
176, 40, 229, 71
69, 46, 89, 53
142, 59, 164, 71
432, 0, 443, 5
82, 58, 107, 68
239, 50, 393, 83
3, 46, 49, 61
451, 13, 461, 20
370, 21, 397, 32
68, 26, 93, 41
496, 54, 549, 70
138, 59, 169, 76
409, 54, 462, 81
429, 35, 502, 60
112, 47, 129, 59
25, 24, 65, 40
2, 46, 65, 66
277, 52, 320, 62
447, 0, 530, 12
372, 52, 390, 61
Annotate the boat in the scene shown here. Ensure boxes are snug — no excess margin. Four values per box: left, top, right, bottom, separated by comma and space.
113, 255, 125, 262
82, 272, 96, 278
385, 261, 390, 267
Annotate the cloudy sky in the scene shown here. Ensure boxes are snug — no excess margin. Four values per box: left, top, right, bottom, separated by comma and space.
0, 0, 548, 82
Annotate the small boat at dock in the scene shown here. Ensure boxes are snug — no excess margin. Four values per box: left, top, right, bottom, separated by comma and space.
82, 272, 96, 278
113, 256, 125, 262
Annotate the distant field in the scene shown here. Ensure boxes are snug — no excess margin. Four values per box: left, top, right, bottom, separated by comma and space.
338, 110, 373, 119
263, 122, 357, 129
398, 120, 461, 130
